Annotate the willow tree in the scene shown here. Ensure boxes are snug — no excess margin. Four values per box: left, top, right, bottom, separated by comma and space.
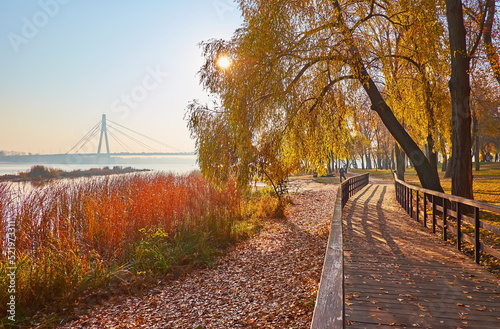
188, 0, 453, 192
368, 0, 451, 180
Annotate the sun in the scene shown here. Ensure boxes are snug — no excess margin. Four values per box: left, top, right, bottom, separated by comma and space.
217, 56, 232, 69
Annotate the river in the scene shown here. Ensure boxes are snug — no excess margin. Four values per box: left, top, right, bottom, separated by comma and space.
0, 154, 199, 175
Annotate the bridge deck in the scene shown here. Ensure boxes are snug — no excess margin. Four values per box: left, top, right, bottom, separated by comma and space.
343, 181, 500, 328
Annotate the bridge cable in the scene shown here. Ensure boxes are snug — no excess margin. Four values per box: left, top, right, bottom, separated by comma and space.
73, 124, 101, 154
107, 124, 157, 152
107, 124, 159, 153
107, 119, 183, 153
66, 121, 101, 154
107, 129, 132, 153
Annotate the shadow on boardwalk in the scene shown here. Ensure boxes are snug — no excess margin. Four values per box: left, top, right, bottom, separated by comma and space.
343, 181, 500, 329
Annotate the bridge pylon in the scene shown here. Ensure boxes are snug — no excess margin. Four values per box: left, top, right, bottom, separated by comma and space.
97, 114, 110, 156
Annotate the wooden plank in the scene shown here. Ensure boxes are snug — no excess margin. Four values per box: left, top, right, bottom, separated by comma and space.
346, 311, 500, 329
345, 292, 500, 305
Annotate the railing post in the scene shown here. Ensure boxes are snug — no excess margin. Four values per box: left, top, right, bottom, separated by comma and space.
399, 183, 402, 205
397, 182, 399, 204
475, 207, 480, 264
396, 181, 399, 204
406, 187, 409, 213
457, 202, 462, 251
416, 191, 419, 222
423, 193, 427, 228
404, 186, 408, 213
399, 183, 401, 205
410, 189, 413, 218
432, 195, 436, 233
400, 183, 403, 207
396, 181, 398, 204
401, 184, 404, 209
443, 199, 448, 241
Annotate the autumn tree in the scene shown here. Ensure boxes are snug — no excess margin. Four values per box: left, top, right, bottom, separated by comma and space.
186, 99, 299, 201
186, 0, 455, 193
352, 96, 376, 170
470, 65, 500, 170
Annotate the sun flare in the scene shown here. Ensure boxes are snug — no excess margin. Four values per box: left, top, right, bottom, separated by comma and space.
217, 56, 232, 69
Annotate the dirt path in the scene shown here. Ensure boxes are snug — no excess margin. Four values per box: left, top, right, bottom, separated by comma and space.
59, 177, 336, 328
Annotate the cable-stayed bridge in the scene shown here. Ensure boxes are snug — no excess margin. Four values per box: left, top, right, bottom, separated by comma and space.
66, 114, 184, 157
0, 115, 192, 164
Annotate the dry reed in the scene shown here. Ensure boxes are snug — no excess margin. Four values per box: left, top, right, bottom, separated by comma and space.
0, 172, 242, 318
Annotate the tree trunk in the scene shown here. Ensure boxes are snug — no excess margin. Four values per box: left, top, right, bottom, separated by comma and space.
395, 142, 405, 181
446, 0, 474, 199
391, 147, 395, 170
426, 134, 439, 178
472, 113, 480, 171
363, 87, 442, 192
354, 61, 442, 190
445, 156, 453, 178
361, 151, 365, 169
442, 151, 448, 172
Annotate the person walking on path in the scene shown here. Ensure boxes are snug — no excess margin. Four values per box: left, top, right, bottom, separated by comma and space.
339, 167, 346, 182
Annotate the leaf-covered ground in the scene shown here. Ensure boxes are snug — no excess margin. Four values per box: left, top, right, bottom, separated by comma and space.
59, 177, 335, 328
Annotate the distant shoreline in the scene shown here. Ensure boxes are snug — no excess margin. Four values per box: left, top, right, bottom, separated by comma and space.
0, 165, 150, 183
0, 153, 196, 165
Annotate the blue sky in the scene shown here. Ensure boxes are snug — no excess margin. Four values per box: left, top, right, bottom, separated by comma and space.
0, 0, 242, 154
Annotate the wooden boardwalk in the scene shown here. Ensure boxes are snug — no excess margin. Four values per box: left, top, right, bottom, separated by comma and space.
343, 181, 500, 329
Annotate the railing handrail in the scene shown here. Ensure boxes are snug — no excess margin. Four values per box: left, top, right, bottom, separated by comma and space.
311, 173, 369, 329
393, 172, 500, 213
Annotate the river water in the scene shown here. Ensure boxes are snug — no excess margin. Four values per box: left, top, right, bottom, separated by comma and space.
0, 155, 199, 175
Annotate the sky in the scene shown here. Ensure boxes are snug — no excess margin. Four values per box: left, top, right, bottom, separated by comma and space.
0, 0, 243, 154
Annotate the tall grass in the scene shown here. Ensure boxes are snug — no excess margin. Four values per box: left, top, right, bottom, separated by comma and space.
0, 172, 243, 318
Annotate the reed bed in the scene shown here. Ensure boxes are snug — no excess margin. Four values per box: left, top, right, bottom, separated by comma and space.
0, 172, 243, 318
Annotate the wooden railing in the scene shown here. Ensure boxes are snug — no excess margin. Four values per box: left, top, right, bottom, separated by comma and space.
311, 173, 369, 329
394, 173, 500, 264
